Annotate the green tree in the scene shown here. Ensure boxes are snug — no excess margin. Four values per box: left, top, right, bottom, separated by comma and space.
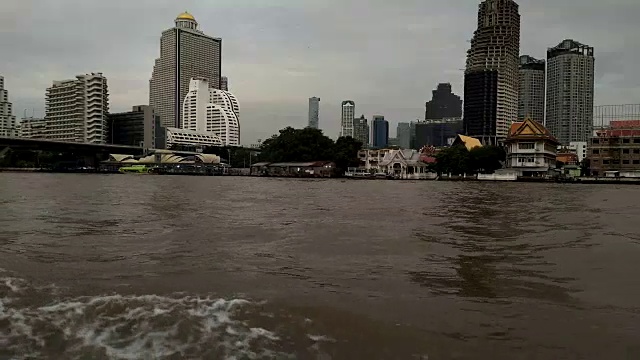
580, 158, 590, 176
469, 145, 505, 174
332, 136, 363, 171
434, 145, 470, 175
259, 127, 335, 163
228, 148, 258, 168
257, 127, 363, 174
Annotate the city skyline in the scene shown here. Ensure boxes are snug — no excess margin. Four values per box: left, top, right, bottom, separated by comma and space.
2, 0, 640, 144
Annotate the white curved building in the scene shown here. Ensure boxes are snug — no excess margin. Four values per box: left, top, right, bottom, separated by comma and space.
182, 78, 240, 146
166, 127, 223, 147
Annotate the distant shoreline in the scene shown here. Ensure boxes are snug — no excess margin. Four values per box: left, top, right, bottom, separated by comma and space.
2, 167, 640, 185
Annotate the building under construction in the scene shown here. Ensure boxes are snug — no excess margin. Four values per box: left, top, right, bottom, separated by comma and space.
593, 104, 640, 129
589, 119, 640, 176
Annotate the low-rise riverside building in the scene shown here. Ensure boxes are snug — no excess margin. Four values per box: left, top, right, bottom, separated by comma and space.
249, 161, 336, 177
558, 141, 587, 162
505, 118, 559, 177
100, 150, 222, 174
589, 120, 640, 177
357, 148, 435, 179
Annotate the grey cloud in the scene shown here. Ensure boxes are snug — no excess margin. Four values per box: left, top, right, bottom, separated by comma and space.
1, 0, 639, 143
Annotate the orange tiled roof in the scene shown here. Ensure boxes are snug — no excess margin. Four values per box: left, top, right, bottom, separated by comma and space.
557, 153, 579, 165
509, 122, 523, 136
507, 117, 558, 143
455, 134, 482, 150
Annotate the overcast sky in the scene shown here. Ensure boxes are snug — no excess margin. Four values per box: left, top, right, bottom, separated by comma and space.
2, 0, 639, 144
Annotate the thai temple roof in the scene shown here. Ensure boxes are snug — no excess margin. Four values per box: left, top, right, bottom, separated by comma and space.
507, 117, 558, 143
455, 135, 482, 150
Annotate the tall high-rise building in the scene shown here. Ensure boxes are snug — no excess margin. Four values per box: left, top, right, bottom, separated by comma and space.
150, 12, 222, 129
45, 73, 109, 144
340, 100, 355, 137
182, 78, 240, 146
308, 97, 320, 129
546, 39, 595, 144
415, 118, 463, 148
220, 76, 229, 91
353, 114, 370, 146
463, 0, 520, 144
372, 115, 389, 148
0, 76, 17, 137
518, 55, 546, 123
397, 122, 412, 148
425, 83, 462, 120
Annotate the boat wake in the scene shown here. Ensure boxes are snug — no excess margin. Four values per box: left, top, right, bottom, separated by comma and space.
0, 270, 294, 359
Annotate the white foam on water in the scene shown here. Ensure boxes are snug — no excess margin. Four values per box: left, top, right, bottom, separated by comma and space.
0, 275, 294, 360
307, 334, 336, 343
3, 278, 21, 293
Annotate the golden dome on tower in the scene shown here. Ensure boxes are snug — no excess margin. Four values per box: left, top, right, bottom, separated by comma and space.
176, 11, 196, 22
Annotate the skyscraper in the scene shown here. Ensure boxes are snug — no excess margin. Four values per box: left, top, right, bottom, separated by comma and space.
308, 97, 320, 129
464, 0, 520, 144
372, 115, 389, 148
150, 12, 222, 129
0, 76, 17, 137
353, 114, 370, 146
397, 122, 412, 148
425, 83, 462, 120
182, 78, 240, 146
518, 55, 546, 123
546, 39, 595, 144
45, 73, 109, 144
340, 100, 355, 137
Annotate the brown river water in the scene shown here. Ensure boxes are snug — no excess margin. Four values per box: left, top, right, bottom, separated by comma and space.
1, 173, 639, 359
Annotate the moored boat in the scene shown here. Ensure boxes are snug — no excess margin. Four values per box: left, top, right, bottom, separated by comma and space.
119, 165, 151, 174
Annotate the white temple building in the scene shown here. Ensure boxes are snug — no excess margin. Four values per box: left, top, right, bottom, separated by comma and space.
181, 78, 240, 146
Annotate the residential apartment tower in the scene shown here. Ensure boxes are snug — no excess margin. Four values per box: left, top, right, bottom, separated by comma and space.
545, 39, 595, 144
45, 73, 109, 143
518, 55, 546, 123
0, 76, 17, 137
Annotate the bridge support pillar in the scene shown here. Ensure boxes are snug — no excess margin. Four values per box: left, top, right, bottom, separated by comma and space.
0, 146, 9, 159
83, 155, 98, 168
